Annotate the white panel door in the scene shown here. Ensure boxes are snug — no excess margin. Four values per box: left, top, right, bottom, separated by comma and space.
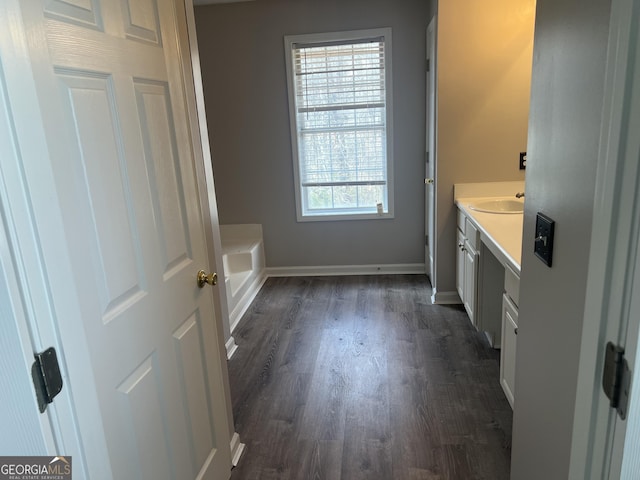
5, 1, 232, 478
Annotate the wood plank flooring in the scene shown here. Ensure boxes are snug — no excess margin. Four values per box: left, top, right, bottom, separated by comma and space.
228, 275, 512, 480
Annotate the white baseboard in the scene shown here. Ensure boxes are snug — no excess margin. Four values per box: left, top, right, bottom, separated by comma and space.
431, 289, 462, 304
225, 336, 238, 360
229, 272, 268, 334
484, 330, 500, 349
265, 263, 426, 277
229, 431, 245, 467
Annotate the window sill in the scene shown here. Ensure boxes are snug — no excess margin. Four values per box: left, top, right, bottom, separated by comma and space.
296, 211, 395, 222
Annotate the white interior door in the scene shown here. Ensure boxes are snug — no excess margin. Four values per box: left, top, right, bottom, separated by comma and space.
1, 1, 231, 478
425, 17, 437, 287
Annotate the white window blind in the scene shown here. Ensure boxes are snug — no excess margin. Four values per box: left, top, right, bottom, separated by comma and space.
285, 29, 394, 221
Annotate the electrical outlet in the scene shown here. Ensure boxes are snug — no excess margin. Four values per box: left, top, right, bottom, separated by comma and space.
519, 152, 527, 170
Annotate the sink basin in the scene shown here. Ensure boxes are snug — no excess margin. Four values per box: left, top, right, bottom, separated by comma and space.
469, 199, 524, 214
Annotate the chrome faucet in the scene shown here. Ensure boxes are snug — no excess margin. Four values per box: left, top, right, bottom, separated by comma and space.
515, 192, 525, 198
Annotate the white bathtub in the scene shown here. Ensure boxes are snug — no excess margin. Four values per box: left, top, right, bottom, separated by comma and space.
219, 224, 266, 334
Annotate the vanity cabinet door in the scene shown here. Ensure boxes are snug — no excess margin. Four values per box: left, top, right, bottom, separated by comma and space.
456, 229, 465, 301
456, 210, 478, 328
464, 241, 478, 327
501, 293, 518, 408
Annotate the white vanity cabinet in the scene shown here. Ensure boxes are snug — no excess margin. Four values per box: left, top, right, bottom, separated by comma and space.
455, 190, 524, 409
500, 265, 520, 408
456, 210, 480, 328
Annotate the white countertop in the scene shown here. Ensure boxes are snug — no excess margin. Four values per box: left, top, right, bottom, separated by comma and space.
455, 197, 524, 274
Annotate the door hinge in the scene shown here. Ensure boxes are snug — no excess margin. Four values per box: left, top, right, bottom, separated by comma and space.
602, 341, 632, 420
31, 347, 63, 413
425, 235, 429, 247
426, 58, 431, 72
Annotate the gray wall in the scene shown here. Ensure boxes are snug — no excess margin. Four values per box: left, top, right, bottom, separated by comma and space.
510, 0, 612, 477
194, 0, 430, 268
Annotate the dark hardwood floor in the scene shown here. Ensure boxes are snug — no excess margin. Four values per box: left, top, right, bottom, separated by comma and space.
228, 275, 512, 480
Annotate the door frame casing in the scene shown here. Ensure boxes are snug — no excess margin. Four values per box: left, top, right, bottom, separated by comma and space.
426, 15, 438, 300
569, 0, 640, 477
180, 0, 242, 462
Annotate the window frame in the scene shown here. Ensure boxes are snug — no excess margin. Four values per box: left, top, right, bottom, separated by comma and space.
284, 28, 395, 222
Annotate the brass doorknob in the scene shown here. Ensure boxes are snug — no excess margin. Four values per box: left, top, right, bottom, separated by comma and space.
197, 270, 217, 288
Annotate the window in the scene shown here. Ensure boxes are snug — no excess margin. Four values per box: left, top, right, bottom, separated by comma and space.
284, 28, 394, 221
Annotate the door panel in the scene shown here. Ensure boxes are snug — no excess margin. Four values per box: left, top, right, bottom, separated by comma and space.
173, 314, 216, 467
117, 354, 173, 480
122, 0, 162, 45
57, 72, 147, 321
134, 80, 193, 277
44, 0, 102, 29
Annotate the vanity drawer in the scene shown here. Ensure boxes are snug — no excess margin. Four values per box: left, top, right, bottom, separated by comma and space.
457, 210, 466, 234
465, 218, 479, 250
504, 264, 520, 307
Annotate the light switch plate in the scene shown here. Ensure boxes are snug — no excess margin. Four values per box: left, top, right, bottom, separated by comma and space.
534, 213, 555, 267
